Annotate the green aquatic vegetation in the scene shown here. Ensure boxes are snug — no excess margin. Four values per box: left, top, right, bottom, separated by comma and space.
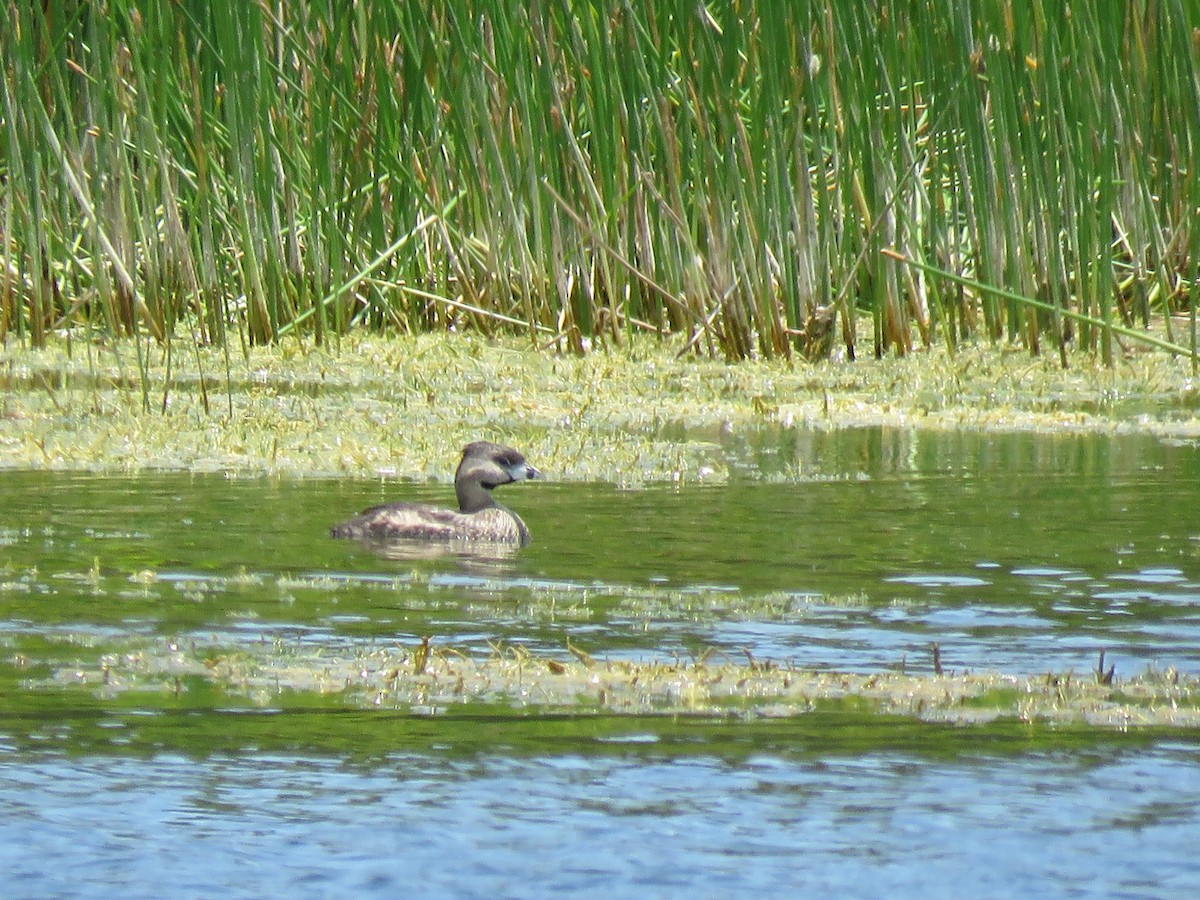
3, 334, 1200, 481
611, 587, 832, 624
39, 634, 1200, 729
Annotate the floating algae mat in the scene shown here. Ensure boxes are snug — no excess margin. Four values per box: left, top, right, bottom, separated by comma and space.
44, 632, 1200, 729
4, 335, 1200, 479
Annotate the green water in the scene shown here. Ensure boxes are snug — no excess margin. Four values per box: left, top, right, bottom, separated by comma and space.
2, 426, 1200, 896
3, 427, 1198, 674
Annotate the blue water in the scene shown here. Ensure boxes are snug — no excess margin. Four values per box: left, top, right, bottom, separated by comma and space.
2, 743, 1198, 898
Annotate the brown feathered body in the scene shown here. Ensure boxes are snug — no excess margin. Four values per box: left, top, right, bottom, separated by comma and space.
331, 441, 539, 546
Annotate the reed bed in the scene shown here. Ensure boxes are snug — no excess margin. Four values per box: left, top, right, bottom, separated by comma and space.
2, 1, 1198, 364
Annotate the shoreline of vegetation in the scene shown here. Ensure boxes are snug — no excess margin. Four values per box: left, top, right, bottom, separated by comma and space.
3, 3, 1198, 363
2, 333, 1199, 480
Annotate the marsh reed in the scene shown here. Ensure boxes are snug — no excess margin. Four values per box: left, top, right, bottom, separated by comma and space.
2, 1, 1198, 363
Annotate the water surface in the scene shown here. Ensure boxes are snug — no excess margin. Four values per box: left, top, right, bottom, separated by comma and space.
3, 427, 1198, 674
3, 740, 1199, 898
2, 426, 1200, 895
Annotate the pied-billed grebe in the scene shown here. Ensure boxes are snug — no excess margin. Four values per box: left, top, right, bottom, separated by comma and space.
330, 441, 540, 546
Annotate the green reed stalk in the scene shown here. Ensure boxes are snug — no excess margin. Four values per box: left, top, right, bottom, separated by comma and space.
1, 0, 1197, 369
885, 248, 1194, 359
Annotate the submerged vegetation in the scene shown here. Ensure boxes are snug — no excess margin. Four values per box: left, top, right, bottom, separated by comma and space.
3, 2, 1199, 363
